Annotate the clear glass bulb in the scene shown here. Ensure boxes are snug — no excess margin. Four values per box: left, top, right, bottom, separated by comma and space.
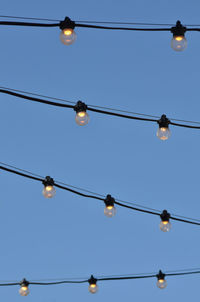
104, 205, 116, 218
60, 28, 77, 45
88, 284, 98, 294
156, 127, 171, 140
171, 36, 187, 51
19, 286, 30, 296
42, 185, 56, 198
75, 111, 90, 126
157, 279, 167, 289
160, 220, 172, 232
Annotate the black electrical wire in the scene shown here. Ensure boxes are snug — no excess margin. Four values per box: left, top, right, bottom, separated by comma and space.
1, 268, 200, 287
2, 86, 200, 126
1, 87, 200, 129
0, 21, 59, 27
0, 16, 200, 33
1, 162, 200, 227
75, 21, 174, 26
0, 15, 61, 22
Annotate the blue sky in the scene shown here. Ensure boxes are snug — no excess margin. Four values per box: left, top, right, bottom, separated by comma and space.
1, 0, 200, 301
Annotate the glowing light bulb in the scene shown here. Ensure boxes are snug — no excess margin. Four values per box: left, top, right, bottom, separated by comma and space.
59, 17, 76, 45
157, 278, 167, 289
42, 176, 56, 198
74, 101, 89, 126
60, 28, 77, 45
104, 205, 116, 218
160, 210, 171, 232
171, 35, 187, 51
19, 279, 30, 296
160, 220, 172, 232
88, 275, 98, 294
171, 21, 187, 51
156, 127, 171, 140
89, 283, 98, 294
156, 270, 167, 289
75, 111, 90, 126
157, 114, 171, 140
42, 185, 56, 198
104, 194, 116, 218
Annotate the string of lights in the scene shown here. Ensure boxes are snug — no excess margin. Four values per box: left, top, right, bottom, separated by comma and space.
0, 88, 200, 141
1, 162, 200, 230
2, 85, 200, 125
1, 268, 200, 295
0, 16, 199, 50
1, 87, 200, 140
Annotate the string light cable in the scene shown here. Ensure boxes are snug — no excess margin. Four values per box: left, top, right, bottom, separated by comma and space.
0, 16, 199, 49
2, 268, 200, 295
0, 161, 200, 230
1, 86, 200, 139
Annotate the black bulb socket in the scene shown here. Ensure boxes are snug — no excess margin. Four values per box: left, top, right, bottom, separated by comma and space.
157, 114, 170, 128
59, 17, 75, 30
157, 270, 165, 281
20, 278, 29, 287
74, 101, 88, 113
88, 275, 97, 285
42, 176, 55, 187
104, 194, 115, 207
171, 20, 186, 37
160, 210, 170, 222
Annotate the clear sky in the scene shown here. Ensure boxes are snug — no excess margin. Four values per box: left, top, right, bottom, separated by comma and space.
1, 0, 200, 301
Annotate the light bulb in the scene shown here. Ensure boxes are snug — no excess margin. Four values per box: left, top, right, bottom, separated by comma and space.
160, 220, 172, 232
171, 35, 187, 51
88, 275, 98, 294
156, 271, 167, 289
170, 21, 187, 51
88, 283, 98, 294
104, 194, 116, 218
157, 278, 167, 289
60, 28, 77, 45
104, 205, 116, 218
59, 17, 76, 45
156, 127, 171, 140
157, 115, 171, 140
75, 111, 89, 126
160, 210, 171, 232
42, 176, 56, 198
19, 286, 30, 296
42, 185, 56, 198
19, 279, 30, 296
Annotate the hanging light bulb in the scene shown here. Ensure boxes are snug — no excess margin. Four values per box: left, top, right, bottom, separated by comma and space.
19, 279, 30, 296
42, 176, 56, 198
160, 210, 171, 232
171, 20, 187, 51
104, 194, 116, 218
156, 270, 167, 289
59, 17, 77, 45
88, 275, 98, 294
157, 114, 171, 140
74, 101, 90, 126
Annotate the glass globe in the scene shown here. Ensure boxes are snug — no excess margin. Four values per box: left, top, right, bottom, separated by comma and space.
171, 36, 187, 51
156, 127, 171, 140
104, 205, 116, 218
160, 220, 172, 232
75, 111, 89, 126
60, 28, 77, 45
157, 279, 167, 289
42, 185, 56, 198
19, 286, 30, 296
88, 283, 98, 294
